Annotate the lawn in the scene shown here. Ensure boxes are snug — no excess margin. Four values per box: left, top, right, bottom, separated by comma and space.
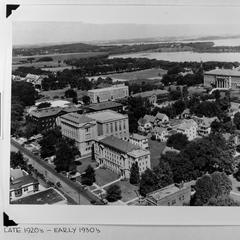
95, 168, 119, 186
76, 156, 98, 174
40, 88, 87, 100
93, 68, 167, 81
148, 139, 166, 168
104, 180, 139, 202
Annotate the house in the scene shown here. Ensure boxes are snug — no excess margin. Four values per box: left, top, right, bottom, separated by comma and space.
25, 74, 48, 89
129, 133, 149, 149
155, 112, 169, 126
84, 101, 124, 113
145, 183, 191, 206
176, 119, 198, 141
138, 115, 155, 133
152, 127, 168, 142
192, 116, 218, 137
181, 108, 190, 119
10, 175, 39, 201
94, 136, 151, 179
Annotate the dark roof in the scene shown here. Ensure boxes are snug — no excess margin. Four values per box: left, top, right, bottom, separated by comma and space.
10, 175, 38, 190
11, 188, 65, 205
30, 107, 62, 118
86, 101, 123, 111
99, 136, 139, 153
60, 113, 95, 125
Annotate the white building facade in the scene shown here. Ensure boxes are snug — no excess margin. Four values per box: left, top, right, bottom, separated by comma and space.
94, 136, 151, 179
88, 84, 129, 103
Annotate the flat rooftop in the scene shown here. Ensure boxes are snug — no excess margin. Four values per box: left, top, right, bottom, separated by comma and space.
147, 184, 189, 201
99, 136, 139, 154
87, 110, 127, 123
130, 133, 148, 141
88, 84, 127, 93
86, 101, 123, 111
204, 69, 240, 77
128, 149, 150, 158
30, 107, 62, 118
60, 113, 95, 125
11, 188, 66, 205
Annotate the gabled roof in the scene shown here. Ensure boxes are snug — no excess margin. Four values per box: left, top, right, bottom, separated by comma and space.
10, 175, 38, 190
99, 135, 139, 154
130, 133, 148, 141
155, 112, 168, 120
143, 114, 156, 123
153, 127, 168, 134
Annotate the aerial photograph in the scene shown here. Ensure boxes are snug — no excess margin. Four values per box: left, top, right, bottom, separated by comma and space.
9, 5, 240, 206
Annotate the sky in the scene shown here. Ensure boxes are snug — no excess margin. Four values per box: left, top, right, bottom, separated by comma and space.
12, 4, 240, 46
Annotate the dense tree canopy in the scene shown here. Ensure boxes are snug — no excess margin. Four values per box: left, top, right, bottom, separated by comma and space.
166, 133, 189, 150
106, 184, 122, 202
10, 151, 25, 169
129, 162, 140, 185
37, 102, 51, 109
81, 165, 96, 186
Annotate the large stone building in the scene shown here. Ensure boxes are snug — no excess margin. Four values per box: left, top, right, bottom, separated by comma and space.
57, 113, 97, 156
28, 107, 62, 131
57, 110, 129, 155
88, 84, 129, 103
94, 136, 151, 179
145, 183, 191, 206
86, 110, 129, 140
204, 69, 240, 89
132, 89, 169, 104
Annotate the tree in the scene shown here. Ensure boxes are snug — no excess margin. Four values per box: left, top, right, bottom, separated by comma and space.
154, 160, 174, 188
37, 102, 51, 109
194, 172, 232, 206
139, 169, 158, 197
39, 128, 62, 158
82, 95, 91, 105
23, 122, 38, 139
166, 133, 189, 150
106, 184, 122, 202
65, 89, 77, 98
207, 196, 240, 206
129, 162, 140, 185
10, 151, 25, 169
81, 165, 96, 186
234, 112, 240, 130
91, 144, 95, 161
72, 96, 78, 104
12, 81, 37, 106
54, 140, 76, 172
194, 175, 215, 206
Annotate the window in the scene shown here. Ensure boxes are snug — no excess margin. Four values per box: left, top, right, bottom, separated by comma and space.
115, 122, 118, 131
119, 121, 122, 131
172, 199, 176, 205
23, 187, 28, 192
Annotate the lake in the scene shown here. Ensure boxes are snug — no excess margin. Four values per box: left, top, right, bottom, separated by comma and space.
109, 51, 240, 63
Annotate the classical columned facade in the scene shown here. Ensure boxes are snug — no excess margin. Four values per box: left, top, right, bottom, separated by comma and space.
215, 76, 231, 89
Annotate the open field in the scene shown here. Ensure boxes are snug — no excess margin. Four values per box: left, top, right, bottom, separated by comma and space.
90, 68, 167, 82
12, 51, 108, 71
40, 88, 87, 100
148, 139, 166, 168
95, 168, 119, 186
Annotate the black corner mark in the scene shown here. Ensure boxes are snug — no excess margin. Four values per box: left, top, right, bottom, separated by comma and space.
3, 212, 18, 227
6, 4, 20, 18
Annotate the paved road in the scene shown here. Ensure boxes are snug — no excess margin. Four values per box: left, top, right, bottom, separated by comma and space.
11, 139, 104, 205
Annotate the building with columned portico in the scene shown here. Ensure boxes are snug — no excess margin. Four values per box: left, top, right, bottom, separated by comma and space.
204, 69, 240, 90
